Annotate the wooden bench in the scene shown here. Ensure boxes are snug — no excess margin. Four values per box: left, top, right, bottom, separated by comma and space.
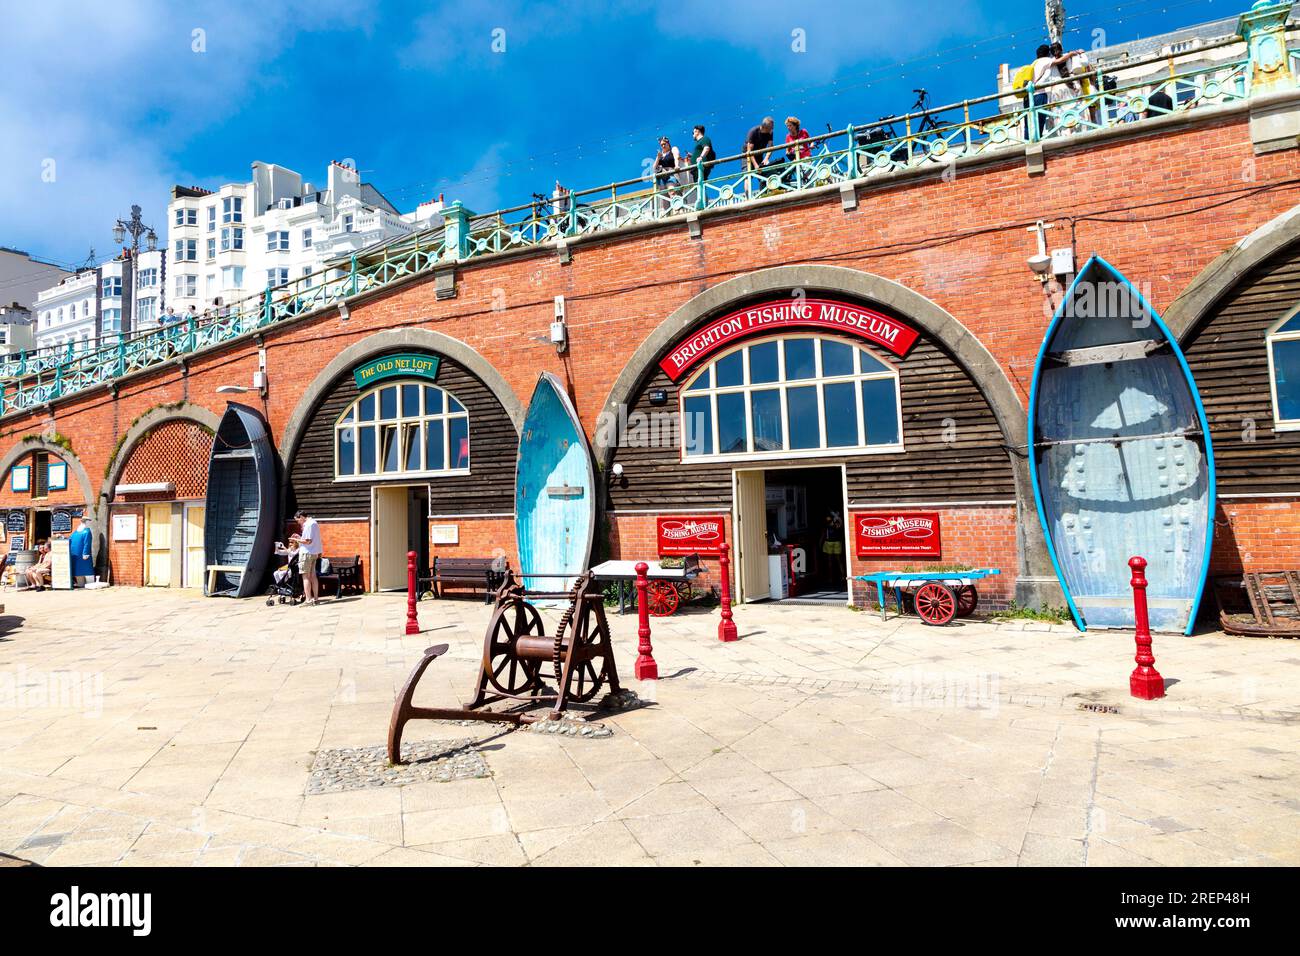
430, 557, 508, 604
206, 564, 243, 595
318, 555, 362, 599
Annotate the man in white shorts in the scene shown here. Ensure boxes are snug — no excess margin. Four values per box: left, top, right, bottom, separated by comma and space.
291, 508, 324, 606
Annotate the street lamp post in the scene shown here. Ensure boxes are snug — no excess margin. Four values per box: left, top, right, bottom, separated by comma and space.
112, 204, 158, 338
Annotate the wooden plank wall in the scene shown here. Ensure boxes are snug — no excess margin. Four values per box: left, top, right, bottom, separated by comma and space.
287, 353, 518, 519
1184, 243, 1300, 494
606, 333, 1015, 511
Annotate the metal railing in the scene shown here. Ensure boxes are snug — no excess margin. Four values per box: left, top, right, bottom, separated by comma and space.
0, 35, 1271, 415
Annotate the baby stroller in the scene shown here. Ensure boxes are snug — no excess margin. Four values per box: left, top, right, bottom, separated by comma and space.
265, 551, 305, 606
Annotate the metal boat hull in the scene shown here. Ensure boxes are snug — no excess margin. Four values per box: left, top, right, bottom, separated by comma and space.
204, 403, 278, 597
1029, 256, 1215, 634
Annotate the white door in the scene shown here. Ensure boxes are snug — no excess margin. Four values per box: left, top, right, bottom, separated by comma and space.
734, 470, 770, 602
183, 504, 205, 588
374, 486, 408, 591
144, 503, 172, 587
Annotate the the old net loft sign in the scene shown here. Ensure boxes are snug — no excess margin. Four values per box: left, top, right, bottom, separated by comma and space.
660, 298, 920, 381
353, 353, 441, 389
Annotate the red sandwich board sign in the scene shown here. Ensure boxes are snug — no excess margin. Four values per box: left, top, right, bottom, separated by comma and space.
659, 298, 920, 381
657, 515, 726, 556
852, 511, 942, 558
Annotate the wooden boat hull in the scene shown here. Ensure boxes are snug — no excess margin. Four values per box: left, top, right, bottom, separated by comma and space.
204, 402, 278, 597
514, 373, 595, 594
1029, 256, 1215, 634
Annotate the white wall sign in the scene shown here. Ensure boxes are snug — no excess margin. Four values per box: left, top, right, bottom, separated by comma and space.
112, 513, 138, 541
429, 524, 459, 545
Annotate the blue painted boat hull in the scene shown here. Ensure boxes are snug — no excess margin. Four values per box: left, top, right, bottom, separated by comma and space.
1029, 257, 1215, 634
515, 373, 595, 593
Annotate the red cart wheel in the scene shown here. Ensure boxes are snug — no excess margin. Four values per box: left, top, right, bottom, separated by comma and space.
955, 585, 978, 618
914, 582, 957, 625
647, 580, 680, 617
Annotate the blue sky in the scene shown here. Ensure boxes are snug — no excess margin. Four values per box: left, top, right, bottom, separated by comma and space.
1, 0, 1232, 267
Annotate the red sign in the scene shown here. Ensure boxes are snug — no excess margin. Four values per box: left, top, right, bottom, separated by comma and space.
659, 298, 920, 381
852, 511, 942, 558
656, 515, 726, 556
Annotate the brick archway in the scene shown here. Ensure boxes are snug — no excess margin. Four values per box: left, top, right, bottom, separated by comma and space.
100, 404, 222, 507
0, 438, 99, 564
1164, 201, 1300, 345
596, 263, 1060, 606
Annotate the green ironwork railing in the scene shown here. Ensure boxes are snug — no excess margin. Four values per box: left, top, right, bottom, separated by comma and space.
0, 35, 1271, 416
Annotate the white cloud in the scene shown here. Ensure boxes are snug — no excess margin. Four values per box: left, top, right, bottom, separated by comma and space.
0, 0, 365, 264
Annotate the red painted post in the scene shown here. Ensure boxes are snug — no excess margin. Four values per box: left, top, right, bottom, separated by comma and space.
717, 543, 739, 642
634, 561, 658, 680
1128, 555, 1165, 700
405, 550, 420, 635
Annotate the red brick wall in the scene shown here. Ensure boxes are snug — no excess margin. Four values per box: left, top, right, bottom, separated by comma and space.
106, 505, 144, 586
0, 450, 85, 511
310, 516, 519, 591
429, 517, 517, 572
848, 506, 1018, 610
0, 113, 1295, 589
1211, 498, 1300, 574
607, 512, 730, 597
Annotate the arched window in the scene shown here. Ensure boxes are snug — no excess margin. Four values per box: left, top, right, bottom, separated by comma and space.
680, 334, 903, 460
1268, 306, 1300, 431
335, 381, 469, 478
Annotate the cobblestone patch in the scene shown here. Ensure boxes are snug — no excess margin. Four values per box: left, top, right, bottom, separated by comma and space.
306, 739, 489, 793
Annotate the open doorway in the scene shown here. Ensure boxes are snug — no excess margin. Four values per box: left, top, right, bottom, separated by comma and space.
733, 465, 848, 604
373, 484, 430, 591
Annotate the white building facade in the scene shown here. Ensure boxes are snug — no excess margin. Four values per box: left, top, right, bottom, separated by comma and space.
167, 161, 413, 317
31, 247, 167, 356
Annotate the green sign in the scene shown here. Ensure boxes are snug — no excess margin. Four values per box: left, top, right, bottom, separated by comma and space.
353, 353, 441, 389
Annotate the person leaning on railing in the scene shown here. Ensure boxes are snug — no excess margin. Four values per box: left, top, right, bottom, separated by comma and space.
782, 116, 812, 188
743, 117, 776, 171
690, 125, 715, 181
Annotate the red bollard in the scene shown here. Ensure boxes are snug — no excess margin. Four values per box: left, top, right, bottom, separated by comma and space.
405, 550, 420, 636
634, 561, 658, 680
717, 543, 738, 642
1128, 555, 1165, 700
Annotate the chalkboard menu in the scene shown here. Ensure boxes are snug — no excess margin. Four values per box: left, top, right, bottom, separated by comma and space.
9, 535, 25, 551
5, 511, 26, 534
50, 510, 74, 534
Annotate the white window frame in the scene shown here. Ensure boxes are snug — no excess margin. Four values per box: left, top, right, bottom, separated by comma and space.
267, 230, 290, 252
1267, 304, 1300, 432
677, 333, 905, 464
333, 380, 471, 481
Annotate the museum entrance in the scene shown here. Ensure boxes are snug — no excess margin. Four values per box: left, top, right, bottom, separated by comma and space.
372, 484, 430, 591
733, 464, 849, 604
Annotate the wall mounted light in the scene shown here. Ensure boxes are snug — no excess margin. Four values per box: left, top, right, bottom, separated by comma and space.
1026, 219, 1055, 282
550, 295, 568, 354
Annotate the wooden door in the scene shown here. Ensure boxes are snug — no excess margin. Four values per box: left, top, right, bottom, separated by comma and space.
144, 504, 172, 587
734, 470, 770, 602
375, 486, 408, 591
184, 505, 206, 588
